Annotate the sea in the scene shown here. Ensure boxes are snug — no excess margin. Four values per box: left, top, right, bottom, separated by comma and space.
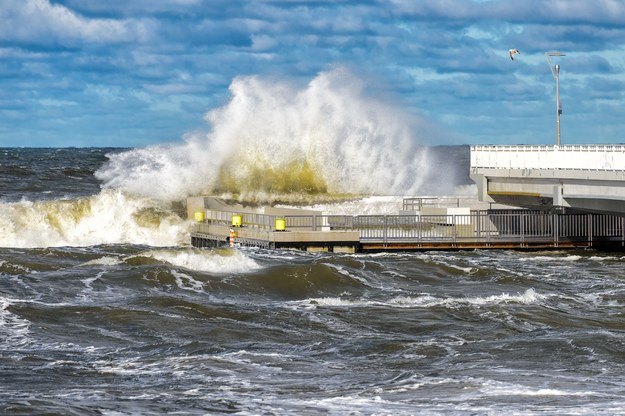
2, 146, 625, 416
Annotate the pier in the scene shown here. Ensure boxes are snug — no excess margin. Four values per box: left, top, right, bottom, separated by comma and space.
189, 198, 625, 252
189, 144, 625, 253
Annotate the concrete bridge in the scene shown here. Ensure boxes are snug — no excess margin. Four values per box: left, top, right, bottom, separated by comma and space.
470, 145, 625, 215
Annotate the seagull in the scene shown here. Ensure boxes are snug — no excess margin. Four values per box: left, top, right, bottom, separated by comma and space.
509, 48, 520, 61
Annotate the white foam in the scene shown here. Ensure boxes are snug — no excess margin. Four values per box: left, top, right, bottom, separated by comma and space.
172, 270, 205, 293
81, 256, 123, 267
295, 196, 407, 216
95, 68, 435, 202
299, 288, 544, 310
588, 255, 623, 262
142, 248, 262, 274
522, 254, 583, 262
0, 189, 189, 248
447, 264, 477, 274
294, 394, 398, 416
481, 380, 602, 397
302, 297, 366, 307
448, 288, 545, 307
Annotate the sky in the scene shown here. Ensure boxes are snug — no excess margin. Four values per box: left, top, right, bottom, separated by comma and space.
1, 0, 625, 148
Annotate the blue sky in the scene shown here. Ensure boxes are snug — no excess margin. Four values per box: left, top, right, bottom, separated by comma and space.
1, 0, 625, 147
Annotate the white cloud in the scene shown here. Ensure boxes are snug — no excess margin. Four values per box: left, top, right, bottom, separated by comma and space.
85, 84, 125, 102
39, 98, 78, 107
0, 0, 147, 44
251, 34, 277, 51
388, 0, 625, 24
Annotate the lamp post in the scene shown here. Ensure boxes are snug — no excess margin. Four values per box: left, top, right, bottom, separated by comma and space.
545, 52, 566, 145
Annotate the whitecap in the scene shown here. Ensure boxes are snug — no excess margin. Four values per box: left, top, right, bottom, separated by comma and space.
81, 256, 123, 267
299, 289, 544, 310
481, 379, 603, 398
172, 270, 205, 293
142, 248, 262, 274
0, 189, 189, 248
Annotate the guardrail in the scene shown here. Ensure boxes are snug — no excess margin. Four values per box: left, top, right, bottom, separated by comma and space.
193, 209, 625, 246
471, 144, 625, 171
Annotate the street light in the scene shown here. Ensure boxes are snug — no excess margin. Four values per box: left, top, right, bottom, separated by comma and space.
545, 52, 566, 145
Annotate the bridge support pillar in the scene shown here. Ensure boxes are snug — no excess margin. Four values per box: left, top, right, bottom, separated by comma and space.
552, 184, 569, 208
471, 173, 494, 203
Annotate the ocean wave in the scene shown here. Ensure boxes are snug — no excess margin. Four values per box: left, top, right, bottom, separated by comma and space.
0, 189, 189, 248
138, 248, 263, 274
96, 68, 433, 202
298, 288, 544, 309
0, 297, 32, 349
481, 379, 605, 398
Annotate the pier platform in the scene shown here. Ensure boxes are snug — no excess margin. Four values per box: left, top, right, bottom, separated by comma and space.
192, 222, 360, 253
189, 198, 625, 252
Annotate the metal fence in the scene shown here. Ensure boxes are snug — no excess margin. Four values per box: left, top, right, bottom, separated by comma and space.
402, 196, 478, 211
195, 209, 625, 245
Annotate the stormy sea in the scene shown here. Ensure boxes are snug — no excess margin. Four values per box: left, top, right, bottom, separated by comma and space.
2, 146, 625, 416
2, 70, 625, 415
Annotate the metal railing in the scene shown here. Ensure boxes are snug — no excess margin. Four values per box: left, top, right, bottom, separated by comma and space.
471, 144, 625, 171
194, 209, 625, 245
402, 196, 479, 211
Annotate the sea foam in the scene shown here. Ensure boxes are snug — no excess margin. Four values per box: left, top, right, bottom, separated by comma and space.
141, 248, 262, 274
0, 189, 188, 248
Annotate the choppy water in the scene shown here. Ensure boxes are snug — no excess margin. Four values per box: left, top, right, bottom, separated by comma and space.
2, 148, 625, 415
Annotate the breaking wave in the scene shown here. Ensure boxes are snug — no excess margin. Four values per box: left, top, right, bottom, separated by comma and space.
95, 68, 433, 202
0, 190, 188, 248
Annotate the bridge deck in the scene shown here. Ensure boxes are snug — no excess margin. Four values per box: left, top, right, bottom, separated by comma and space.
470, 145, 625, 215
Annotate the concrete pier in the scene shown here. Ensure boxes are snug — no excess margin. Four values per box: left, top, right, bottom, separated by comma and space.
192, 222, 359, 253
189, 197, 625, 252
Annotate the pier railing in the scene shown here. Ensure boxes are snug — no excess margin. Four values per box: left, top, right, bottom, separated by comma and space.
193, 209, 625, 246
402, 196, 478, 211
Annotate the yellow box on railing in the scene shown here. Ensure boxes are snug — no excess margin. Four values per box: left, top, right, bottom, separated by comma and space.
193, 211, 204, 222
275, 218, 286, 231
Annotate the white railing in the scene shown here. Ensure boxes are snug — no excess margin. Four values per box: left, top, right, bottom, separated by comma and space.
471, 145, 625, 171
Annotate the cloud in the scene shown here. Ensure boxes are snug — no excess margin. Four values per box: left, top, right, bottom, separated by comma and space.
581, 77, 625, 100
388, 0, 625, 25
1, 0, 625, 147
0, 0, 148, 45
49, 0, 205, 18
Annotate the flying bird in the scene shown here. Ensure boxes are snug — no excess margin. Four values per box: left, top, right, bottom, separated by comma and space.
509, 48, 520, 61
